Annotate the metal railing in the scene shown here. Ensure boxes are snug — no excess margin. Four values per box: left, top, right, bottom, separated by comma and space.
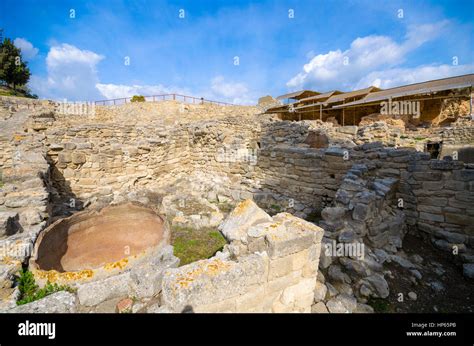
94, 93, 234, 106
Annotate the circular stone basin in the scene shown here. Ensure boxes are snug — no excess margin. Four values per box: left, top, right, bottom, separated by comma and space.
30, 203, 169, 275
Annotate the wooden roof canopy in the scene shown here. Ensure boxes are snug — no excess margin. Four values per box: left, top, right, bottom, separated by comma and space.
333, 74, 474, 109
266, 74, 473, 114
276, 90, 320, 101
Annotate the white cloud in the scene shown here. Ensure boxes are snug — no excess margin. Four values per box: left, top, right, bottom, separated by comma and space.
29, 44, 104, 101
14, 38, 38, 60
354, 64, 474, 89
209, 76, 254, 104
29, 45, 255, 104
286, 21, 455, 91
96, 83, 189, 100
96, 76, 256, 105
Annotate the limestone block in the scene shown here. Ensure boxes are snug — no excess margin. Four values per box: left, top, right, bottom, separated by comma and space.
302, 259, 317, 278
261, 290, 282, 312
193, 298, 237, 313
19, 209, 43, 226
161, 254, 266, 312
58, 152, 72, 164
272, 300, 293, 313
77, 272, 132, 306
280, 278, 316, 305
71, 152, 86, 164
313, 281, 327, 302
8, 291, 76, 313
311, 301, 329, 313
235, 285, 265, 312
294, 292, 315, 310
129, 246, 180, 299
266, 270, 301, 294
292, 249, 310, 271
268, 255, 294, 279
218, 199, 272, 242
266, 213, 323, 259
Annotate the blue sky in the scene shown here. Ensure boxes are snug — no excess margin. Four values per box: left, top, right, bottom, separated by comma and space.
1, 0, 473, 103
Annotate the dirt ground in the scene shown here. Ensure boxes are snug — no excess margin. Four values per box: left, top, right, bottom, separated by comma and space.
383, 234, 474, 313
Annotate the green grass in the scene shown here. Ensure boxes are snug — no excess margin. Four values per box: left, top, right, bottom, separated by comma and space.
171, 227, 227, 266
16, 269, 75, 306
0, 86, 38, 99
367, 297, 392, 313
268, 204, 282, 216
414, 137, 426, 142
270, 204, 281, 212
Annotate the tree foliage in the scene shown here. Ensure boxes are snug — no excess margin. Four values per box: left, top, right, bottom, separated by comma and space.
0, 37, 31, 89
131, 95, 146, 102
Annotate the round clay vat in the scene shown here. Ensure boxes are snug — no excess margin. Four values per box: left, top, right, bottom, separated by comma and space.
29, 203, 170, 285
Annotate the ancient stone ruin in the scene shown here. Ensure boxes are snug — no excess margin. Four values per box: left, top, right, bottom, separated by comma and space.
0, 94, 473, 313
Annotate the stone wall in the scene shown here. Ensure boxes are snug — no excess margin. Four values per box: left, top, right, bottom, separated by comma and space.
1, 97, 473, 313
0, 136, 52, 310
185, 118, 354, 216
20, 116, 355, 218
313, 145, 474, 312
40, 123, 192, 203
400, 158, 474, 259
440, 123, 474, 162
160, 200, 324, 313
320, 144, 474, 278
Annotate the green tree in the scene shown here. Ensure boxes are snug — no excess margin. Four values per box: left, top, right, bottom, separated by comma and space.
0, 37, 31, 90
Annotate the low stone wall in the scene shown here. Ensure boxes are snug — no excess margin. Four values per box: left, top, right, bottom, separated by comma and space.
0, 96, 57, 120
160, 201, 324, 313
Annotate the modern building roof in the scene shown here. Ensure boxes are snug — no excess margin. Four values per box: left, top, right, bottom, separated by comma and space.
265, 103, 290, 112
325, 86, 381, 104
333, 74, 474, 109
298, 90, 344, 103
294, 87, 380, 110
276, 90, 320, 101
